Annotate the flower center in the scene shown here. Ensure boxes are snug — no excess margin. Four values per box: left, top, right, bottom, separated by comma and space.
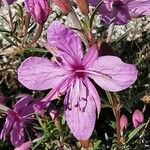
72, 65, 85, 78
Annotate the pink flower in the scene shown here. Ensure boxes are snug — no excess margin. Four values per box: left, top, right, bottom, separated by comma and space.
0, 96, 36, 147
132, 110, 144, 128
120, 114, 128, 131
18, 21, 138, 140
89, 0, 150, 25
24, 0, 51, 24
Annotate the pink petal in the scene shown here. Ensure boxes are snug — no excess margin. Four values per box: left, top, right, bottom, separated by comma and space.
128, 0, 150, 17
64, 78, 97, 140
47, 21, 83, 66
10, 122, 25, 147
13, 96, 33, 112
88, 56, 138, 92
82, 45, 98, 69
0, 111, 15, 140
18, 57, 69, 90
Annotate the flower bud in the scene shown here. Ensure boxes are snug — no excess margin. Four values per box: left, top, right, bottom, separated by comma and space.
76, 0, 89, 16
52, 0, 72, 13
24, 0, 51, 24
14, 141, 32, 150
120, 115, 128, 131
132, 110, 144, 128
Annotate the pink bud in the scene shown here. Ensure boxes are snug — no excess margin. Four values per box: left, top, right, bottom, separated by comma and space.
52, 0, 72, 13
14, 141, 32, 150
120, 115, 128, 131
49, 109, 58, 120
24, 0, 51, 24
132, 110, 144, 128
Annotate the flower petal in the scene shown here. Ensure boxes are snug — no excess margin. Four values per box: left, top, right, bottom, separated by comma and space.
82, 45, 98, 69
64, 78, 97, 140
88, 56, 138, 91
89, 0, 131, 25
18, 57, 69, 90
10, 122, 25, 147
128, 0, 150, 17
47, 21, 83, 65
13, 96, 33, 112
0, 110, 15, 140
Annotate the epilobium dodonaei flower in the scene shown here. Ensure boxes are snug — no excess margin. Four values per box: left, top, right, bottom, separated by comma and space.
18, 21, 138, 140
89, 0, 150, 25
24, 0, 51, 24
132, 109, 144, 128
0, 96, 36, 147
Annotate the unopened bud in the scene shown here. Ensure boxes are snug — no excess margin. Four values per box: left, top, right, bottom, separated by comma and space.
24, 0, 51, 24
132, 110, 144, 128
120, 114, 128, 131
52, 0, 72, 13
76, 0, 89, 16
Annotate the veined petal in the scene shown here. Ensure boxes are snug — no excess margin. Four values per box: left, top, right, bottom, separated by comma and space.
18, 57, 69, 90
13, 96, 33, 113
10, 122, 25, 147
82, 45, 98, 69
0, 110, 15, 140
47, 21, 83, 65
128, 0, 150, 17
88, 56, 138, 92
64, 78, 97, 140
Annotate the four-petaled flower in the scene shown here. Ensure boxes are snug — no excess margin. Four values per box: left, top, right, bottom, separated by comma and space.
18, 21, 138, 140
0, 96, 36, 147
88, 0, 150, 25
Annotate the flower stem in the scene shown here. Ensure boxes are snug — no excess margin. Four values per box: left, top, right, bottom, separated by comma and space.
30, 24, 44, 45
23, 12, 31, 37
111, 93, 121, 145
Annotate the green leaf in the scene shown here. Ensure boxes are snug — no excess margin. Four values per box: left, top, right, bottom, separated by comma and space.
27, 48, 48, 53
126, 123, 145, 144
94, 140, 101, 149
1, 33, 17, 46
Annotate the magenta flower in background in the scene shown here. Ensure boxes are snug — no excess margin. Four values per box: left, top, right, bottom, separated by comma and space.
88, 0, 150, 25
120, 114, 128, 131
0, 96, 36, 147
132, 109, 144, 128
18, 21, 137, 140
24, 0, 51, 24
